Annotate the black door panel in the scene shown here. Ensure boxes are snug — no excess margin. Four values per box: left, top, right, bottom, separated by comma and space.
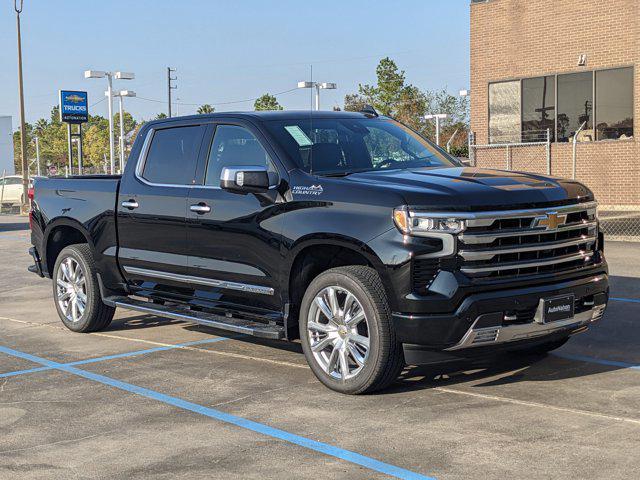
186, 122, 287, 312
117, 124, 206, 291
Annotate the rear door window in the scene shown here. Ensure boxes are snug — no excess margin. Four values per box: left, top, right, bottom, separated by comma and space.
142, 126, 205, 185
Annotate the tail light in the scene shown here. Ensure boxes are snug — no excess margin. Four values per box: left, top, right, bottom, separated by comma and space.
28, 187, 34, 201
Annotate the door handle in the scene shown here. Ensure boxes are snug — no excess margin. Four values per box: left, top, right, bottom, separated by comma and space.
190, 203, 211, 214
121, 200, 139, 210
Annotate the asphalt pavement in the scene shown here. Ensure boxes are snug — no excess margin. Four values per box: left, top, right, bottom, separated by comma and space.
1, 215, 639, 479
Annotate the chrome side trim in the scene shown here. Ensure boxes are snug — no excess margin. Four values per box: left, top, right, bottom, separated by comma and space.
446, 304, 604, 351
409, 201, 597, 221
460, 252, 591, 274
459, 235, 597, 261
459, 221, 597, 244
412, 231, 457, 258
123, 266, 274, 295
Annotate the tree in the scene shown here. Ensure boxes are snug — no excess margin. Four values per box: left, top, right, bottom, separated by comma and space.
154, 112, 168, 120
197, 104, 215, 114
343, 57, 470, 150
254, 93, 283, 111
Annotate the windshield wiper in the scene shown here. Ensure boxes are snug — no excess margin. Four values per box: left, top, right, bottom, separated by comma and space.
317, 168, 374, 177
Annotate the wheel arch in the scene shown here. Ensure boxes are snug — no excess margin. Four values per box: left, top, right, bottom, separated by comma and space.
43, 218, 95, 278
283, 234, 394, 340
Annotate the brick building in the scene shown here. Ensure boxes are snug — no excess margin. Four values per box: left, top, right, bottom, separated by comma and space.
470, 0, 639, 207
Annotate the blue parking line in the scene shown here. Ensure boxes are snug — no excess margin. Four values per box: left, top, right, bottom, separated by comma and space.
0, 365, 52, 378
553, 352, 640, 371
0, 344, 433, 480
0, 336, 228, 379
611, 297, 640, 304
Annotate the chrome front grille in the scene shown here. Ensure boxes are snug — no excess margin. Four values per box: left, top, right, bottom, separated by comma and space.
458, 202, 598, 279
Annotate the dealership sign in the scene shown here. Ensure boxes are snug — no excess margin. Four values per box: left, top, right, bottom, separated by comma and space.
59, 90, 88, 124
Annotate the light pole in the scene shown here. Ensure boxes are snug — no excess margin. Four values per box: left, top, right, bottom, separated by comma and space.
425, 113, 448, 146
84, 70, 134, 174
14, 0, 29, 213
297, 81, 337, 111
34, 136, 41, 176
113, 90, 136, 172
71, 137, 80, 174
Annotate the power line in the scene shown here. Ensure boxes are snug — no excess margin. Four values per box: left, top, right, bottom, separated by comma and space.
134, 87, 299, 108
90, 97, 106, 108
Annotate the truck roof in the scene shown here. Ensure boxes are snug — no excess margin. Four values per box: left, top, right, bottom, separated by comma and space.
146, 110, 380, 126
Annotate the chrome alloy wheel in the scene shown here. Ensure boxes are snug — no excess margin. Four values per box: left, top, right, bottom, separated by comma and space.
56, 256, 87, 323
307, 286, 370, 380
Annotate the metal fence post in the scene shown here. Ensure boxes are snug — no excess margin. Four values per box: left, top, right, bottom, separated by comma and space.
572, 121, 586, 180
468, 131, 475, 166
506, 144, 511, 170
546, 128, 551, 175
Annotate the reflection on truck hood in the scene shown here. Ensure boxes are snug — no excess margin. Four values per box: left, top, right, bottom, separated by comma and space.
344, 167, 593, 210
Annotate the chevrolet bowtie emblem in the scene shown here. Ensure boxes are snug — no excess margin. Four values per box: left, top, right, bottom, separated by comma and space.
533, 212, 567, 230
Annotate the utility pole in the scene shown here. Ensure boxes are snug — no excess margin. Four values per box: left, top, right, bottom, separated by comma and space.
167, 67, 177, 117
14, 0, 29, 213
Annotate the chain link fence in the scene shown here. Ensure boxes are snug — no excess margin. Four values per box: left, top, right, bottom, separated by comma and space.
470, 131, 640, 242
597, 206, 640, 241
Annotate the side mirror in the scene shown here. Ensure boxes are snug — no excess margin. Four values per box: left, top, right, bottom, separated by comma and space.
220, 165, 277, 193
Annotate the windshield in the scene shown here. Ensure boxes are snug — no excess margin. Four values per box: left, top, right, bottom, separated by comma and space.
263, 117, 460, 176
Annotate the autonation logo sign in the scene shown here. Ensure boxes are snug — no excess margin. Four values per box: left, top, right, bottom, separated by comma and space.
59, 90, 88, 124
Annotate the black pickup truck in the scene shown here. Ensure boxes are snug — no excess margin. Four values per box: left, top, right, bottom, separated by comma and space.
28, 110, 608, 394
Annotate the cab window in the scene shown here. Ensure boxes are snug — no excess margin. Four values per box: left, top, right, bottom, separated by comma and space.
142, 126, 205, 185
204, 125, 274, 186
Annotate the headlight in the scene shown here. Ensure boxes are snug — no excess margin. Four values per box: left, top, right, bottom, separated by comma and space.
393, 207, 467, 235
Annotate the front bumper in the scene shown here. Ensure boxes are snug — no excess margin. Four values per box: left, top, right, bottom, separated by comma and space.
445, 298, 606, 351
392, 272, 609, 350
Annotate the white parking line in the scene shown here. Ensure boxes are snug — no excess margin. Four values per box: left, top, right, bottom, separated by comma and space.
433, 386, 640, 426
2, 314, 639, 426
0, 315, 308, 369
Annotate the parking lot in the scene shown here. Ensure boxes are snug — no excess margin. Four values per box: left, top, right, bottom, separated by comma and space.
1, 214, 639, 480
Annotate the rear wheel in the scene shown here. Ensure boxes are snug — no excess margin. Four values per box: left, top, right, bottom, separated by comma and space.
299, 266, 404, 394
52, 244, 115, 332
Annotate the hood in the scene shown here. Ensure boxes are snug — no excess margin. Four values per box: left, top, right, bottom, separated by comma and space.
344, 167, 593, 210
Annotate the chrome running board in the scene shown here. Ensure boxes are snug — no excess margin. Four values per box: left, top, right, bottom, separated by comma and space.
104, 296, 286, 340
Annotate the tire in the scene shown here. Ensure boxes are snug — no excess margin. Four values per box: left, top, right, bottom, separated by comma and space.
52, 244, 115, 333
516, 336, 570, 356
299, 266, 404, 394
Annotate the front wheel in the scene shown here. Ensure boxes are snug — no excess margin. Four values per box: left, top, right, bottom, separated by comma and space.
299, 266, 404, 394
52, 244, 115, 333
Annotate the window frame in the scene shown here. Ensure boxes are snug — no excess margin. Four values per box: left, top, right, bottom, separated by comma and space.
487, 65, 635, 144
135, 124, 207, 187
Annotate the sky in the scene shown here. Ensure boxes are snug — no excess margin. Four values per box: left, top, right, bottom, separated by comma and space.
0, 0, 470, 129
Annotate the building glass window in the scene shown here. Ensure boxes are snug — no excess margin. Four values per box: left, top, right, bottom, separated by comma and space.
522, 76, 555, 142
489, 81, 521, 143
595, 67, 634, 140
557, 72, 593, 142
